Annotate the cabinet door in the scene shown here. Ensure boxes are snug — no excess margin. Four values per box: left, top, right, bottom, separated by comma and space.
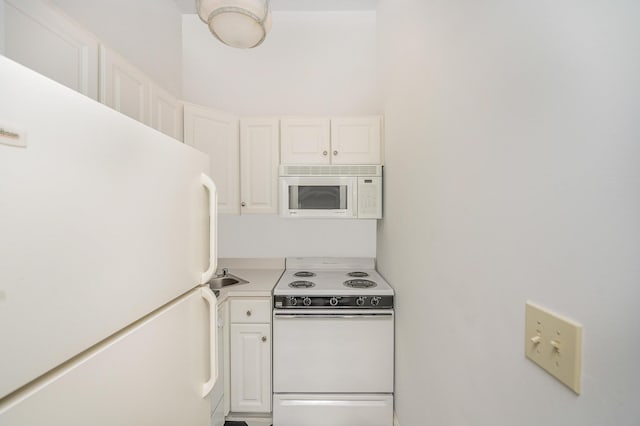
2, 0, 99, 99
0, 289, 212, 426
330, 116, 382, 164
184, 103, 240, 215
151, 83, 183, 141
230, 323, 271, 413
240, 118, 280, 214
280, 117, 330, 164
99, 45, 151, 125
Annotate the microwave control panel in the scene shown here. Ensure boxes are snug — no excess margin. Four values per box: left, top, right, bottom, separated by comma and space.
357, 177, 382, 219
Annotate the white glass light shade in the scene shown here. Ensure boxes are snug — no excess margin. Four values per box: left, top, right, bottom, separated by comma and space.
196, 0, 271, 49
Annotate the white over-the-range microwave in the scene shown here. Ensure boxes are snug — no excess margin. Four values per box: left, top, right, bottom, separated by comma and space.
279, 165, 382, 219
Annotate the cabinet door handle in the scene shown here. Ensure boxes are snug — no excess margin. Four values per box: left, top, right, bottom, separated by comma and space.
333, 150, 338, 156
246, 310, 252, 317
322, 150, 328, 156
261, 336, 267, 342
241, 202, 246, 207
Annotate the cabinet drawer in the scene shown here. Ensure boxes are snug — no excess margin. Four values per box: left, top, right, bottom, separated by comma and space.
230, 299, 271, 323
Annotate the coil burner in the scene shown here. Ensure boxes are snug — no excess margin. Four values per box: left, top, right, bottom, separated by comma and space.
343, 279, 377, 289
294, 271, 316, 278
289, 280, 316, 289
347, 271, 369, 278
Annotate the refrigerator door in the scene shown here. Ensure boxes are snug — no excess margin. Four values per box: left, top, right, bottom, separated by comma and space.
0, 288, 213, 426
0, 57, 211, 398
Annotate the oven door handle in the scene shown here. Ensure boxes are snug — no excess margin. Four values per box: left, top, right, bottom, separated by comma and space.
273, 312, 393, 319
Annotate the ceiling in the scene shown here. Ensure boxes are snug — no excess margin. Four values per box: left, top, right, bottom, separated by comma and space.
173, 0, 378, 13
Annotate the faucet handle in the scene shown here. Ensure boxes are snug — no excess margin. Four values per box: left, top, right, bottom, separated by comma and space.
222, 268, 229, 276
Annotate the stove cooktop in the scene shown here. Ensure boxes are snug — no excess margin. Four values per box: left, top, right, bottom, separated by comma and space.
273, 258, 394, 309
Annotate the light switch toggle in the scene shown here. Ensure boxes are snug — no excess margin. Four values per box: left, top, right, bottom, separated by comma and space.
530, 335, 541, 344
550, 339, 561, 352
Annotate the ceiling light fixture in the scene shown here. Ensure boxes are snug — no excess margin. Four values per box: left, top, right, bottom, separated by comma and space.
196, 0, 272, 49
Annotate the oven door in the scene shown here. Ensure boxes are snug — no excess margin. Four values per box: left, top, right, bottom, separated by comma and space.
274, 393, 393, 426
272, 310, 394, 393
279, 176, 356, 218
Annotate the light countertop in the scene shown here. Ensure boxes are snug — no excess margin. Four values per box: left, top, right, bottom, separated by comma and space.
212, 258, 285, 304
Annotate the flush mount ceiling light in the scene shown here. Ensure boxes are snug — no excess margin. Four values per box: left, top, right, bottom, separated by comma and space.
196, 0, 272, 49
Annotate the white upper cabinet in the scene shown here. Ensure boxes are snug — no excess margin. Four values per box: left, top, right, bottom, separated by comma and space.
183, 103, 240, 215
1, 0, 99, 99
330, 116, 382, 164
150, 84, 183, 141
2, 1, 182, 139
100, 46, 182, 140
183, 105, 279, 216
280, 117, 331, 164
99, 45, 151, 125
280, 116, 382, 165
240, 118, 280, 214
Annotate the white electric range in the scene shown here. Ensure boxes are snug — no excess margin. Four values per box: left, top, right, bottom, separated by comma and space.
272, 258, 395, 426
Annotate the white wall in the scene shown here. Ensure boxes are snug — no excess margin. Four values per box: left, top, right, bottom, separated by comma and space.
0, 1, 5, 53
184, 11, 380, 258
218, 216, 376, 258
182, 11, 379, 115
49, 0, 183, 95
377, 1, 640, 425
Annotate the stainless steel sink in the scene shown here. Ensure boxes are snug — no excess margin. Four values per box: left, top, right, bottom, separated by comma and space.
208, 271, 249, 290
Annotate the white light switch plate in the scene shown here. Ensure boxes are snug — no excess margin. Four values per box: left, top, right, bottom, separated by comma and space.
525, 302, 582, 394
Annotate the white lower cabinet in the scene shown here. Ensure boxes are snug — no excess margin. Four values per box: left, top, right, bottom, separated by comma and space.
229, 298, 272, 414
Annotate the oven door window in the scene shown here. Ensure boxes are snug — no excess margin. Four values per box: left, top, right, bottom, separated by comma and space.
289, 185, 347, 210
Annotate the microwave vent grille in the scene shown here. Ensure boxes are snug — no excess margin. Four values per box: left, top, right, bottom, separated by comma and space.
280, 165, 381, 176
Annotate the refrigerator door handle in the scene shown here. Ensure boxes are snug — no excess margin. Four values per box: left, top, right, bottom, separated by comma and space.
201, 173, 217, 284
201, 286, 218, 397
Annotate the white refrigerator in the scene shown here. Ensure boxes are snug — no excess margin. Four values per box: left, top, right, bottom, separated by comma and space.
0, 56, 219, 425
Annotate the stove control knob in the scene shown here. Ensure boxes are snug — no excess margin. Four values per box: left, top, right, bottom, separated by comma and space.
371, 297, 380, 306
288, 297, 298, 306
356, 297, 365, 306
303, 297, 312, 306
329, 297, 339, 306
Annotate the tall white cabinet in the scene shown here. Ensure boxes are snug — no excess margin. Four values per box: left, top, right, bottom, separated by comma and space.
1, 0, 99, 99
183, 106, 280, 216
240, 118, 280, 214
183, 104, 240, 215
